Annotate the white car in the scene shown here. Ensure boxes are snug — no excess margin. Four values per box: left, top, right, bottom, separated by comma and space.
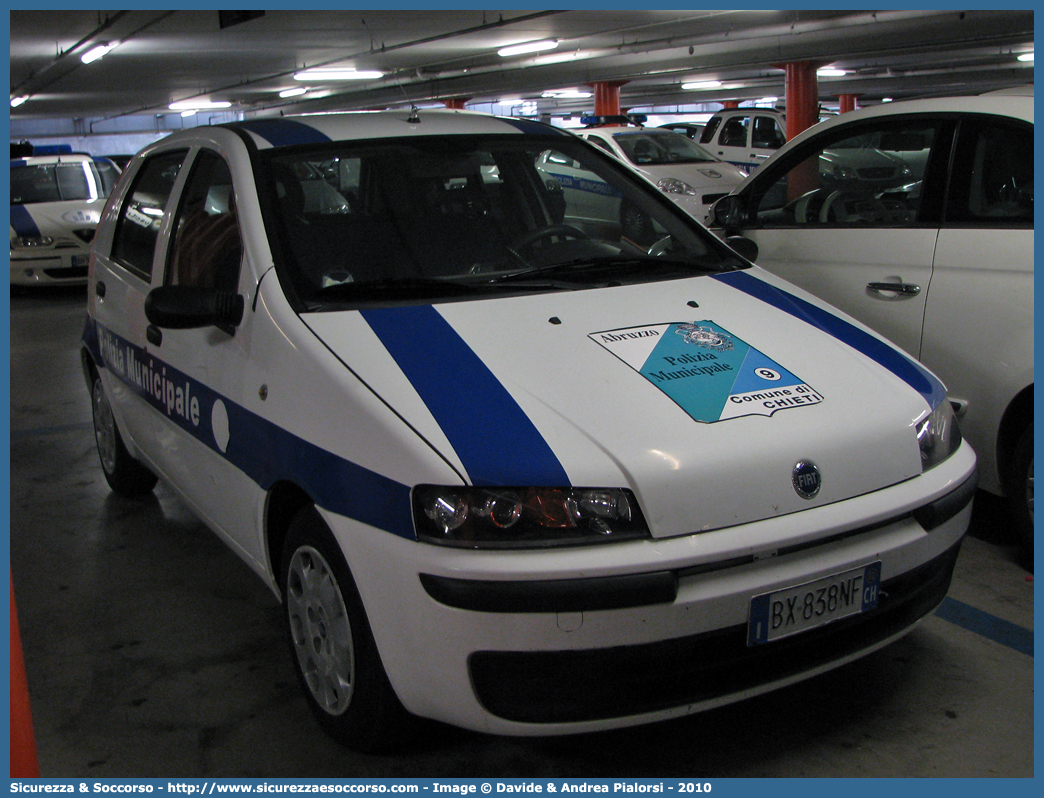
82, 109, 975, 751
711, 89, 1032, 552
700, 108, 789, 174
10, 148, 120, 286
578, 120, 746, 230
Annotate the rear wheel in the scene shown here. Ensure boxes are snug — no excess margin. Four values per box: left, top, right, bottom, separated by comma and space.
281, 506, 409, 751
91, 373, 157, 496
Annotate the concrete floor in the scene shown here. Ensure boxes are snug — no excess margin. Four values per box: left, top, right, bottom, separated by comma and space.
8, 287, 1035, 778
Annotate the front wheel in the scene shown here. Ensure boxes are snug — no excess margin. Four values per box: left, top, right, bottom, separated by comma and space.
91, 373, 157, 497
281, 506, 409, 751
1010, 423, 1034, 561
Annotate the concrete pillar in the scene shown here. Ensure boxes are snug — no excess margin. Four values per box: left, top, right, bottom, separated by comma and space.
776, 61, 823, 140
589, 81, 629, 117
838, 94, 860, 113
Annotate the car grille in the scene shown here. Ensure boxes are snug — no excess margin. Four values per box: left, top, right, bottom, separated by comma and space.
469, 540, 961, 724
43, 266, 89, 279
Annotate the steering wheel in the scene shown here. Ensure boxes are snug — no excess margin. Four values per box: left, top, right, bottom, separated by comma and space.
819, 190, 891, 224
508, 224, 588, 252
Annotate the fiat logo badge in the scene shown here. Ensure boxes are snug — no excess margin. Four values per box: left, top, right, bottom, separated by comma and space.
792, 460, 822, 499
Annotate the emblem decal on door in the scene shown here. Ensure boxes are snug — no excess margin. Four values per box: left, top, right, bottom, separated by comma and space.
590, 320, 824, 423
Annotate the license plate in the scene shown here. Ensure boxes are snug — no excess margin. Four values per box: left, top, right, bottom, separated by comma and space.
748, 562, 881, 646
72, 254, 89, 267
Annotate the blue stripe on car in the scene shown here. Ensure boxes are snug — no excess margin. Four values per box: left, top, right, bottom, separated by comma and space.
10, 205, 41, 238
82, 318, 415, 539
361, 305, 572, 487
232, 118, 332, 147
712, 270, 947, 409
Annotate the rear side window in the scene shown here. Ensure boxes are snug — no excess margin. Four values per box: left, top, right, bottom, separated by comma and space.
166, 150, 242, 292
946, 119, 1033, 226
110, 150, 187, 279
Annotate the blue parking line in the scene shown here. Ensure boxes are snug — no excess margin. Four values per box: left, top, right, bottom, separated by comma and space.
935, 597, 1034, 656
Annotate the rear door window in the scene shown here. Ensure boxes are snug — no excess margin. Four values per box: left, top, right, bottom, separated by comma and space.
945, 118, 1033, 226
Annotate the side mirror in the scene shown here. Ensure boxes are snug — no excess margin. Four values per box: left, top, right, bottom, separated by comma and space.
711, 194, 747, 231
724, 236, 759, 263
145, 285, 244, 331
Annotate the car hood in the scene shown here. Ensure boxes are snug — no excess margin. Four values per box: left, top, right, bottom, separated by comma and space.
10, 199, 104, 240
634, 160, 747, 192
302, 268, 944, 539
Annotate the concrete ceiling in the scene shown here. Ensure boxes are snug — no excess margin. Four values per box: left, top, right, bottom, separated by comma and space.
9, 8, 1035, 135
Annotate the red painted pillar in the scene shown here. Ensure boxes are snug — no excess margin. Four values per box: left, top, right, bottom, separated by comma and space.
775, 61, 823, 202
443, 98, 470, 110
777, 60, 822, 140
838, 94, 860, 113
10, 577, 39, 777
722, 100, 740, 109
589, 81, 629, 117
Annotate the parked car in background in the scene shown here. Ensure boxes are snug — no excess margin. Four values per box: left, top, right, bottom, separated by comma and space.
711, 88, 1033, 554
700, 108, 788, 174
577, 117, 746, 235
657, 121, 706, 139
82, 109, 975, 751
10, 145, 121, 287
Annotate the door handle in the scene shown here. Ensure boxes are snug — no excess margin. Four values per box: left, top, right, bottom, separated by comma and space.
95, 280, 106, 298
146, 325, 162, 346
867, 281, 921, 296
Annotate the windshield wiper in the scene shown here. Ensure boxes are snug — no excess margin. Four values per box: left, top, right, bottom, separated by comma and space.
484, 255, 708, 284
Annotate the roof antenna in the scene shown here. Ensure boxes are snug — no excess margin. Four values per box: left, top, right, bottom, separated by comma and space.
361, 16, 417, 121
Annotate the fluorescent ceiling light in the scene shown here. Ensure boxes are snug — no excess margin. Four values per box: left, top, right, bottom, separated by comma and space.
181, 110, 197, 118
498, 39, 558, 57
1017, 52, 1034, 62
817, 67, 848, 77
294, 68, 383, 81
169, 100, 232, 111
279, 87, 307, 98
682, 80, 722, 90
10, 96, 29, 108
542, 88, 592, 99
81, 42, 117, 64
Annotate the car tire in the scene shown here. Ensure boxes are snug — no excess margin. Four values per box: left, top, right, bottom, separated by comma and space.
1010, 423, 1034, 561
280, 505, 410, 752
621, 202, 655, 247
91, 373, 158, 497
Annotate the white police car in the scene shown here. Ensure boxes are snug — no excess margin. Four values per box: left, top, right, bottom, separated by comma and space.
10, 146, 120, 286
576, 118, 746, 233
81, 109, 976, 751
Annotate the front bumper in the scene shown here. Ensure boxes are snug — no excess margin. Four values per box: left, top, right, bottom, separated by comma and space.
11, 247, 91, 286
325, 445, 976, 736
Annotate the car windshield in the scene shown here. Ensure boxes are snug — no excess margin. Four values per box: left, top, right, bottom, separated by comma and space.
261, 133, 743, 309
612, 131, 718, 166
10, 162, 104, 205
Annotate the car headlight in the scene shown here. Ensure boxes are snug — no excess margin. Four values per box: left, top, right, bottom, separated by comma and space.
657, 178, 698, 196
917, 400, 962, 471
412, 485, 650, 549
833, 165, 858, 181
10, 235, 54, 249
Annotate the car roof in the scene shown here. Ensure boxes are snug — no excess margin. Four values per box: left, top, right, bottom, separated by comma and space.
192, 109, 575, 152
11, 152, 96, 166
784, 91, 1034, 149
